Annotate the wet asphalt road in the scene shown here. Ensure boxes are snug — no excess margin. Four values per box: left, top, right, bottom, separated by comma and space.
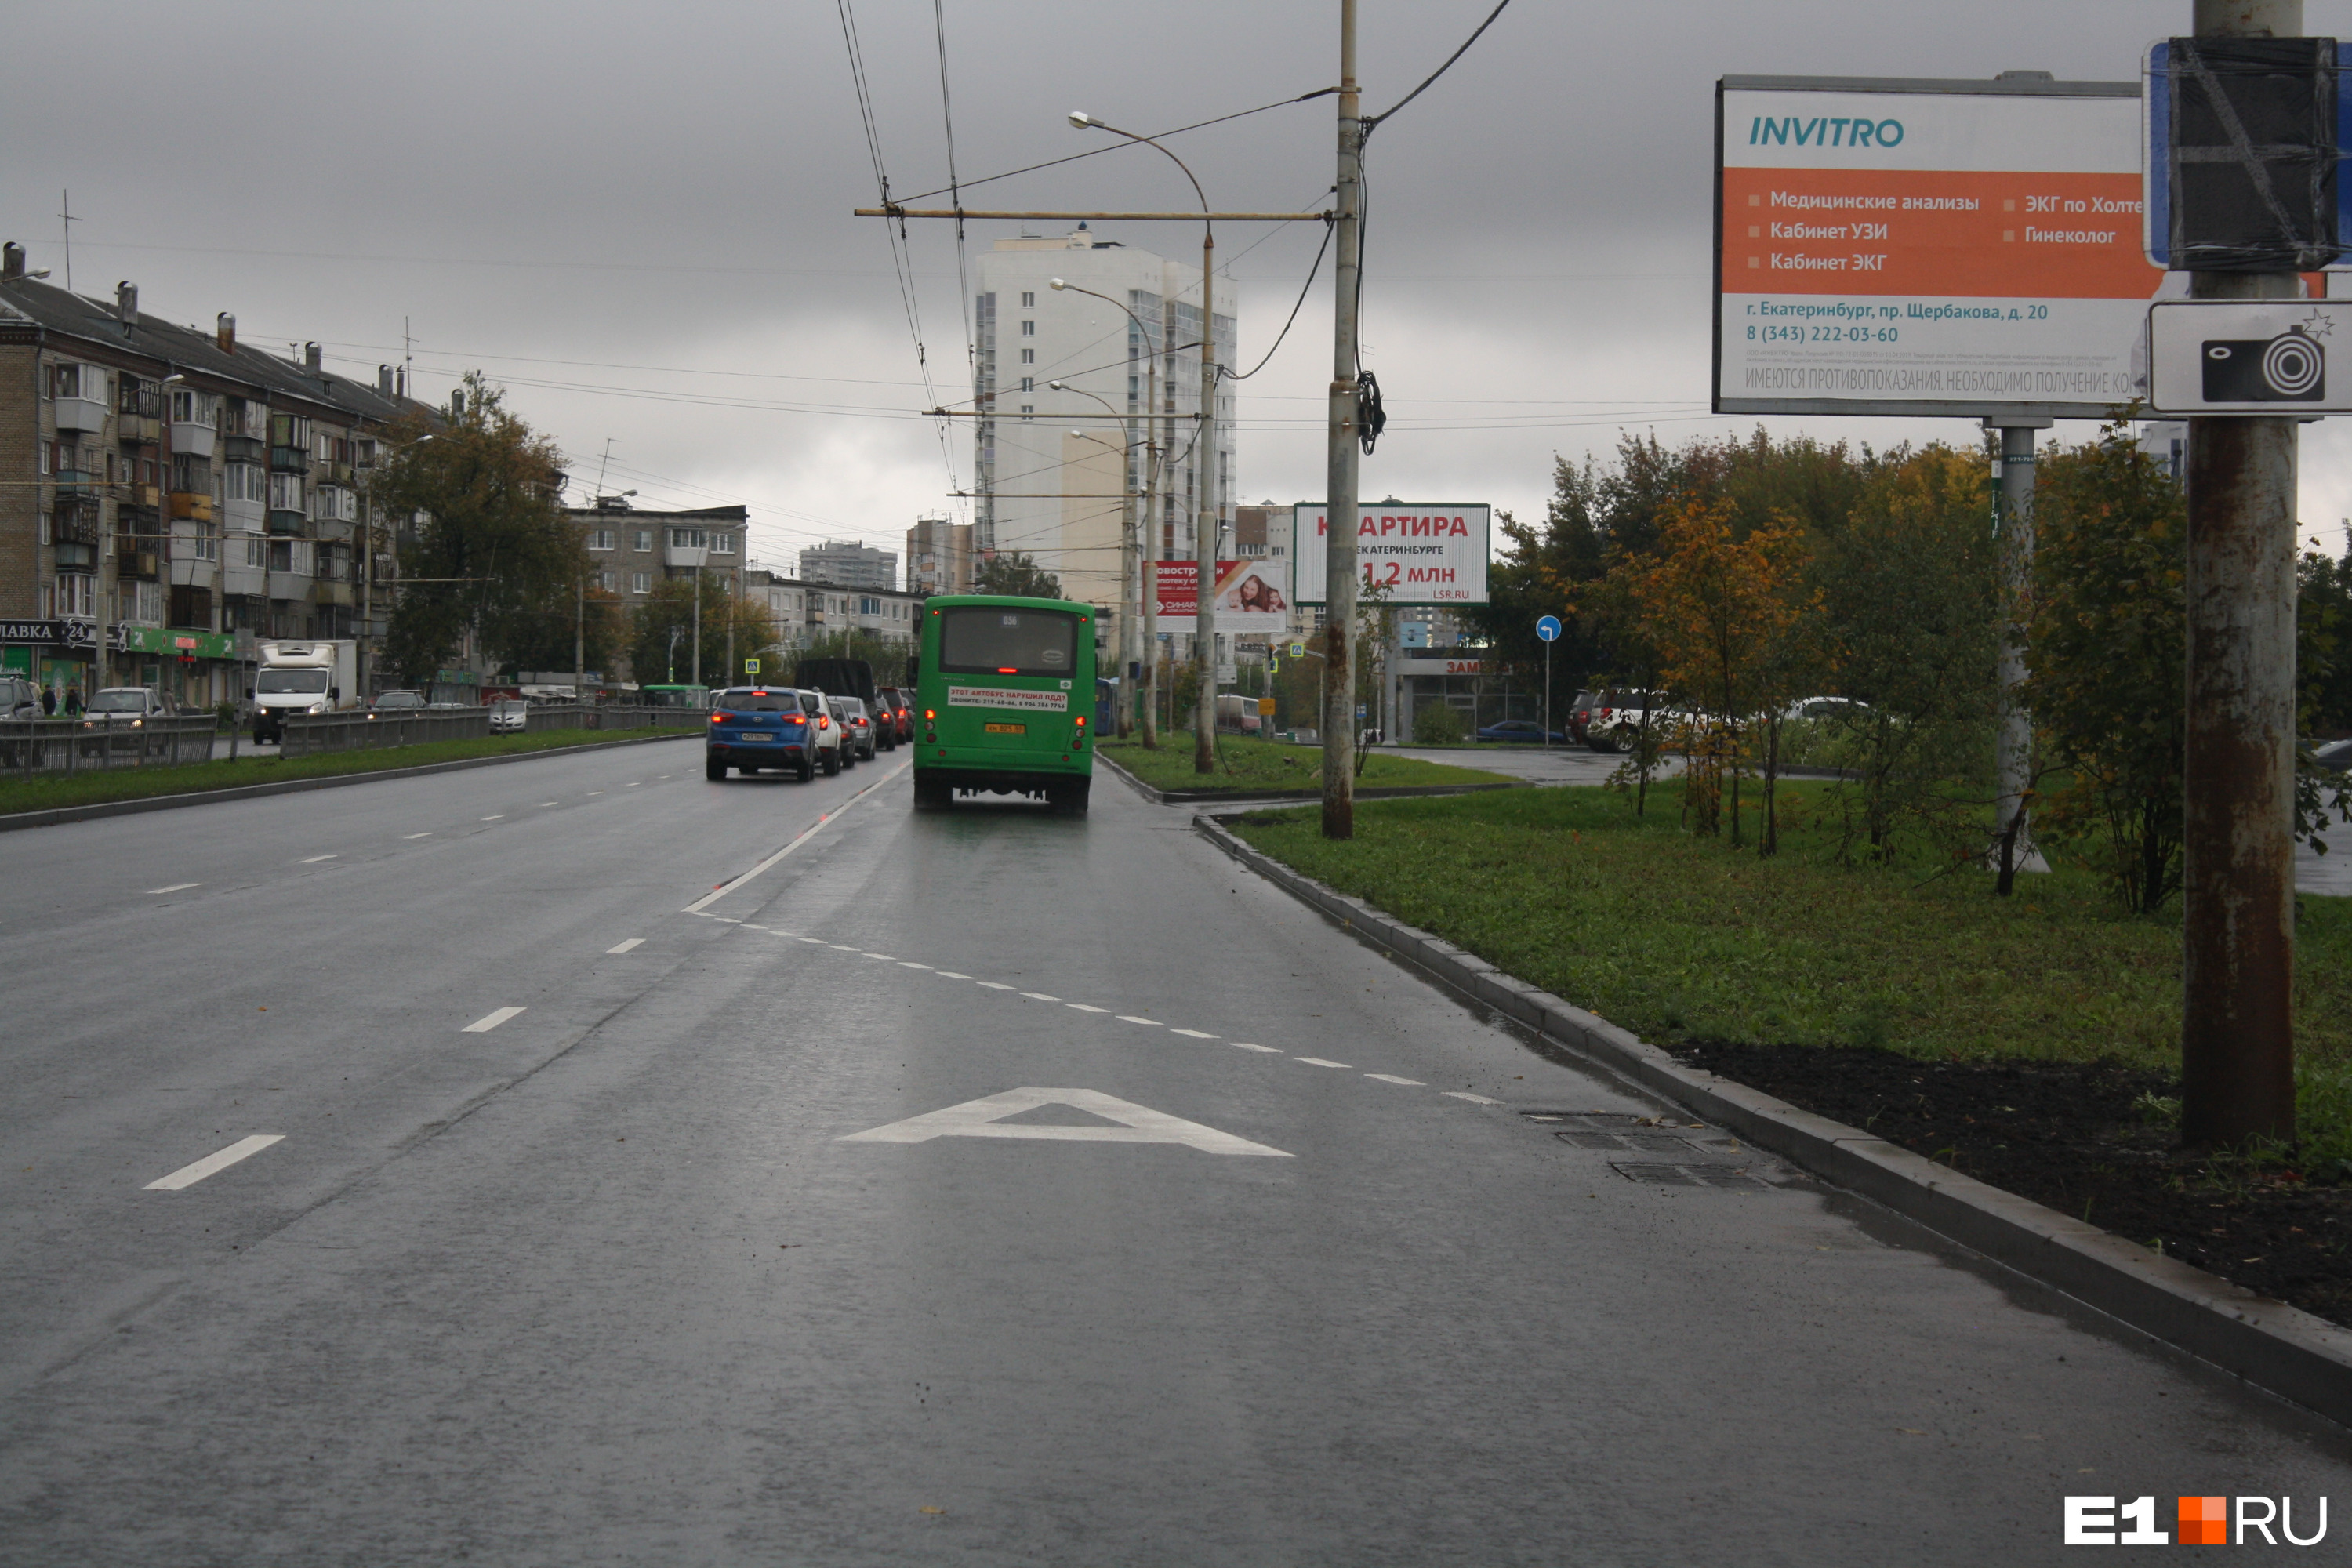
1, 739, 2347, 1564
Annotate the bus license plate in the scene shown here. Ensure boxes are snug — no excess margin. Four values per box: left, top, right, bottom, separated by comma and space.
984, 722, 1026, 735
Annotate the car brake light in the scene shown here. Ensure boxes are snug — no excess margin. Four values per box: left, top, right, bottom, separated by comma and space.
996, 667, 1017, 674
818, 715, 829, 728
712, 712, 731, 724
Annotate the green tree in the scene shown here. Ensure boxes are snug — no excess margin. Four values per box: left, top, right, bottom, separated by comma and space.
974, 551, 1064, 599
629, 576, 775, 688
798, 626, 913, 686
495, 585, 625, 679
376, 373, 585, 684
2025, 423, 2187, 914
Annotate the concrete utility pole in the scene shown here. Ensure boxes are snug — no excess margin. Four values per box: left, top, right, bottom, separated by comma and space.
2180, 0, 2305, 1147
1193, 233, 1220, 772
1987, 416, 2051, 885
1322, 0, 1364, 837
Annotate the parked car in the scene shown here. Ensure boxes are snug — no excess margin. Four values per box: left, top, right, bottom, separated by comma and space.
367, 689, 426, 718
488, 698, 530, 734
0, 674, 42, 720
1475, 718, 1567, 745
2315, 738, 2352, 773
1584, 690, 1657, 754
837, 695, 878, 760
1780, 695, 1869, 723
707, 686, 825, 781
1566, 690, 1599, 745
876, 686, 913, 746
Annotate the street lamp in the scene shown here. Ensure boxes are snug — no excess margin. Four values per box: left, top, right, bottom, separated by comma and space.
1069, 110, 1221, 774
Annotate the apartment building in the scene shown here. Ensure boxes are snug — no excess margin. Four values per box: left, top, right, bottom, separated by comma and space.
0, 244, 428, 708
973, 226, 1236, 630
569, 497, 748, 682
905, 514, 974, 597
743, 567, 921, 654
797, 539, 897, 591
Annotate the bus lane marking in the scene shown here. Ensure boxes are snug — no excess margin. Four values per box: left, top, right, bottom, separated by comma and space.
146, 1134, 285, 1191
840, 1089, 1290, 1157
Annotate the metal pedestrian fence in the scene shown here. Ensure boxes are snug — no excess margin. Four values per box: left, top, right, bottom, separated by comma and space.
0, 715, 223, 775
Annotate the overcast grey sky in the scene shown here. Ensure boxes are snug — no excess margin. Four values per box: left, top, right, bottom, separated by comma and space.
8, 1, 2352, 573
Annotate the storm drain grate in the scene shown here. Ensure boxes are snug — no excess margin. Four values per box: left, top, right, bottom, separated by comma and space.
1612, 1161, 1770, 1189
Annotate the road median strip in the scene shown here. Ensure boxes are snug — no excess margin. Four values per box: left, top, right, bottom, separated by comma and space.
1192, 805, 2352, 1431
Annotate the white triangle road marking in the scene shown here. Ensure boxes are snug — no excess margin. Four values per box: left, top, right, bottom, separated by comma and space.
840, 1088, 1291, 1157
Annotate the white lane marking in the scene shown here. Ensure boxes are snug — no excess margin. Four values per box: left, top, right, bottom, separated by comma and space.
300, 854, 339, 863
798, 937, 827, 945
863, 952, 896, 960
1365, 1073, 1425, 1086
587, 790, 604, 796
626, 782, 641, 787
403, 832, 434, 840
608, 938, 645, 954
840, 1088, 1291, 1157
145, 883, 200, 895
1231, 1043, 1285, 1054
1020, 992, 1062, 1002
1067, 1004, 1111, 1014
682, 758, 911, 913
1169, 1029, 1217, 1040
462, 1006, 526, 1033
1443, 1091, 1501, 1105
1116, 1015, 1162, 1026
937, 971, 971, 979
537, 801, 558, 808
977, 982, 1015, 991
829, 944, 858, 952
481, 815, 503, 822
899, 961, 933, 970
146, 1134, 284, 1191
1295, 1057, 1353, 1069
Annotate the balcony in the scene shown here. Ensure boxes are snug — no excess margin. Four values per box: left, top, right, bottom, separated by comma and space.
52, 542, 96, 569
118, 413, 161, 445
223, 434, 266, 464
171, 422, 216, 459
168, 492, 213, 522
117, 549, 160, 582
267, 510, 308, 537
266, 570, 311, 601
319, 460, 354, 487
53, 396, 107, 434
268, 444, 308, 473
53, 495, 101, 544
132, 484, 161, 508
313, 580, 354, 608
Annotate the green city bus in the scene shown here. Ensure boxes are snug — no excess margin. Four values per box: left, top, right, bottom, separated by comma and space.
911, 595, 1096, 814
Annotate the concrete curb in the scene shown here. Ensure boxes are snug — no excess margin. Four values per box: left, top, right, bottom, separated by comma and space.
0, 730, 701, 834
1097, 751, 1523, 807
1192, 806, 2352, 1430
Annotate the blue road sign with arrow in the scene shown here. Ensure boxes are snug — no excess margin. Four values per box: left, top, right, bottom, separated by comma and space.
1535, 615, 1562, 643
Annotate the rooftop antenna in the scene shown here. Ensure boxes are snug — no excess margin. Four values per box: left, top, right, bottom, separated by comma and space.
57, 190, 79, 292
403, 316, 414, 401
594, 437, 616, 503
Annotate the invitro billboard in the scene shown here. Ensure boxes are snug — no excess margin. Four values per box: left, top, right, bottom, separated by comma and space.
1716, 74, 2165, 419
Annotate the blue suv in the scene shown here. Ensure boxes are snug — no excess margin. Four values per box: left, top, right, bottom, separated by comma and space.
706, 687, 820, 781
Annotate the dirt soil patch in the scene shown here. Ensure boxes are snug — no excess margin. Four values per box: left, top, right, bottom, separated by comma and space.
1675, 1040, 2352, 1328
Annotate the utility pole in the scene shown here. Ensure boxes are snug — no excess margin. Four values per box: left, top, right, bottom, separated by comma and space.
1987, 416, 2051, 886
2180, 0, 2304, 1147
1322, 0, 1363, 837
1192, 228, 1219, 773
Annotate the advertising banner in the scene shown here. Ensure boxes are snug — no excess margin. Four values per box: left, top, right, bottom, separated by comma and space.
1290, 503, 1490, 607
1716, 76, 2171, 418
1156, 559, 1291, 633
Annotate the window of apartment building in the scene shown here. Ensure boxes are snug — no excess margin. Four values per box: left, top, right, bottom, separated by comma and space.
1020, 404, 1033, 419
171, 388, 220, 426
268, 412, 310, 450
1021, 347, 1035, 365
47, 575, 94, 617
596, 570, 617, 591
670, 527, 707, 550
1022, 291, 1035, 307
123, 581, 164, 626
630, 572, 652, 594
48, 362, 104, 401
225, 463, 264, 503
268, 539, 314, 575
1020, 320, 1035, 336
354, 437, 378, 467
311, 487, 356, 523
189, 528, 220, 562
244, 534, 267, 568
268, 473, 305, 513
709, 532, 735, 555
1020, 376, 1033, 393
586, 528, 615, 551
633, 528, 652, 551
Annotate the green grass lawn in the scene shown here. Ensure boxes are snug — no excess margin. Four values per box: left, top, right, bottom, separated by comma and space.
0, 728, 697, 817
1099, 733, 1512, 794
1232, 780, 2352, 1152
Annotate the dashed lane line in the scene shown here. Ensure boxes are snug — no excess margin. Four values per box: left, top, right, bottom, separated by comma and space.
461, 1006, 527, 1033
690, 917, 1517, 1120
145, 1134, 284, 1192
481, 815, 503, 822
145, 883, 200, 895
300, 855, 338, 864
607, 938, 645, 954
403, 833, 434, 840
681, 759, 912, 915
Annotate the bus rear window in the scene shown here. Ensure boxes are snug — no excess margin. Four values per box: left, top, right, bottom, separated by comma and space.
938, 608, 1077, 676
